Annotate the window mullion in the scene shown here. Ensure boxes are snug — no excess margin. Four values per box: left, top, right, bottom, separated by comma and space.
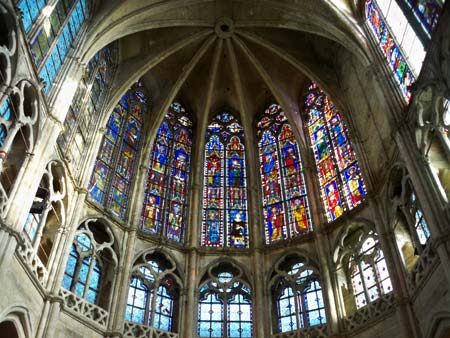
70, 250, 83, 292
358, 260, 372, 306
293, 287, 303, 329
276, 136, 291, 238
223, 296, 228, 338
82, 254, 96, 299
149, 282, 159, 327
372, 253, 384, 297
161, 133, 173, 238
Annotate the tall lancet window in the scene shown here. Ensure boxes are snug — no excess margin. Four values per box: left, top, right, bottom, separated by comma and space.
88, 82, 147, 219
202, 113, 249, 248
18, 0, 88, 94
364, 0, 447, 100
257, 104, 312, 244
303, 82, 366, 222
141, 103, 193, 243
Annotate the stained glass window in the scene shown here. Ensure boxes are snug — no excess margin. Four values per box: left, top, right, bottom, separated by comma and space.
349, 234, 392, 309
88, 82, 147, 219
303, 83, 366, 222
402, 0, 445, 37
58, 42, 118, 170
21, 0, 88, 95
257, 104, 312, 244
366, 0, 420, 100
273, 261, 326, 333
125, 258, 178, 332
198, 269, 252, 337
39, 0, 87, 95
202, 113, 249, 248
141, 103, 192, 243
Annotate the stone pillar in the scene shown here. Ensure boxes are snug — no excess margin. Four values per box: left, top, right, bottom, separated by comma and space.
370, 195, 422, 338
108, 229, 137, 337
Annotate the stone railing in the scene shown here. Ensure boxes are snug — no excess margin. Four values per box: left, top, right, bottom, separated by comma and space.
407, 243, 439, 294
16, 236, 48, 287
271, 324, 328, 338
123, 321, 179, 338
59, 289, 109, 328
343, 292, 396, 331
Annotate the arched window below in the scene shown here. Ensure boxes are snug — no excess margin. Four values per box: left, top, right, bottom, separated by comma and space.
271, 254, 327, 334
388, 164, 431, 272
334, 223, 393, 313
125, 252, 180, 333
198, 263, 252, 338
61, 220, 118, 309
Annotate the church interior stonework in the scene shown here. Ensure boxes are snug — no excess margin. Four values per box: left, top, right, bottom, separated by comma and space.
0, 0, 450, 337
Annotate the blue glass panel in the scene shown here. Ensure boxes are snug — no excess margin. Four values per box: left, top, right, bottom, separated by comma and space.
86, 289, 97, 303
79, 259, 90, 283
74, 282, 85, 297
90, 270, 101, 289
0, 98, 12, 121
61, 275, 73, 290
65, 254, 77, 276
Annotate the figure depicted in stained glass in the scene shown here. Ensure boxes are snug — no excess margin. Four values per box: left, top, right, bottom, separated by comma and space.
141, 103, 192, 243
268, 204, 283, 240
143, 195, 161, 233
345, 166, 365, 206
126, 124, 139, 149
89, 162, 108, 202
206, 209, 221, 245
207, 151, 222, 186
167, 202, 183, 241
292, 198, 308, 233
261, 143, 281, 204
202, 112, 249, 248
173, 147, 188, 181
229, 210, 246, 247
229, 155, 243, 187
325, 182, 343, 221
283, 142, 298, 175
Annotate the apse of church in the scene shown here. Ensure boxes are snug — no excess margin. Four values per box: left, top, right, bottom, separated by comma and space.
0, 0, 449, 337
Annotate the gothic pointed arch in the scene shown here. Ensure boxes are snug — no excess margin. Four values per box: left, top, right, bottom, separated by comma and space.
61, 218, 118, 326
197, 260, 252, 338
333, 220, 393, 314
269, 252, 328, 335
124, 250, 182, 334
